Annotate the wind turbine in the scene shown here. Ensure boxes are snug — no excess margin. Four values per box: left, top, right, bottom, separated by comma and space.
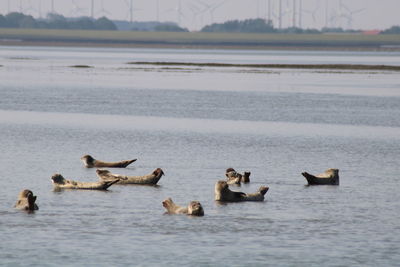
298, 0, 302, 28
156, 0, 160, 21
188, 2, 204, 29
70, 0, 87, 17
166, 0, 184, 26
324, 0, 329, 27
292, 0, 296, 27
207, 0, 226, 24
50, 0, 55, 13
97, 0, 111, 17
278, 0, 282, 28
270, 0, 284, 29
339, 1, 365, 29
90, 0, 94, 18
303, 0, 319, 29
256, 0, 261, 18
124, 0, 140, 24
38, 0, 42, 17
266, 0, 272, 22
19, 0, 37, 15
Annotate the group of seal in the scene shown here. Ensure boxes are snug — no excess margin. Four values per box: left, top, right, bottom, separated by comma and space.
50, 155, 164, 190
225, 168, 251, 185
15, 154, 338, 215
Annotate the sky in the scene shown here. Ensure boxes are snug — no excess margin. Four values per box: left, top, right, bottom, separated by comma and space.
1, 0, 399, 31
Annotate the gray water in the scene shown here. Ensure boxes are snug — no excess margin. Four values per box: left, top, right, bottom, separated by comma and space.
1, 46, 400, 267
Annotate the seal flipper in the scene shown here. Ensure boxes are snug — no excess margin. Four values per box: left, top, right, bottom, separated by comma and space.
100, 179, 120, 190
233, 191, 246, 199
302, 172, 317, 180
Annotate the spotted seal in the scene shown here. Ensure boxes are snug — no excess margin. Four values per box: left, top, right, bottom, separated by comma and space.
14, 189, 39, 211
96, 168, 164, 185
214, 180, 269, 202
302, 168, 339, 185
51, 173, 120, 190
162, 198, 204, 216
81, 154, 137, 168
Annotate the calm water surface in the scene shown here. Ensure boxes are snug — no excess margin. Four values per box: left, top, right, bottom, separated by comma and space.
0, 46, 400, 266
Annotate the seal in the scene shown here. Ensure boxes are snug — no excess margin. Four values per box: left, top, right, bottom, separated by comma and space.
14, 189, 39, 211
214, 180, 269, 202
162, 198, 204, 216
80, 154, 137, 168
51, 173, 120, 190
301, 168, 339, 185
226, 168, 251, 183
96, 168, 165, 185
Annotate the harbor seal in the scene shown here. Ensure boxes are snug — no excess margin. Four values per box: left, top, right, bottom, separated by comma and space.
80, 154, 137, 168
162, 198, 204, 216
96, 168, 165, 185
226, 168, 251, 183
14, 189, 39, 211
214, 180, 269, 202
51, 173, 120, 190
302, 168, 339, 185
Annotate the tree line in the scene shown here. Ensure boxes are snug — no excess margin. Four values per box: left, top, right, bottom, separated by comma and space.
0, 12, 117, 30
1, 12, 399, 34
200, 18, 372, 34
0, 12, 189, 32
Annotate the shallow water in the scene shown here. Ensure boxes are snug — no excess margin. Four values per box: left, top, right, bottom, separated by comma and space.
0, 46, 400, 266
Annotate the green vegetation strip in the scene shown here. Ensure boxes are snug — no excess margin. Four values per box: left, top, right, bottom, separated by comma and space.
1, 29, 400, 48
127, 61, 400, 71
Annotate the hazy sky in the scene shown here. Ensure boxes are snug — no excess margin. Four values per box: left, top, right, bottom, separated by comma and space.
1, 0, 399, 31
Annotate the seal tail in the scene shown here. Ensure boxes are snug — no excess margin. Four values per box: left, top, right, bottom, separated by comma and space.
120, 159, 137, 168
301, 172, 317, 183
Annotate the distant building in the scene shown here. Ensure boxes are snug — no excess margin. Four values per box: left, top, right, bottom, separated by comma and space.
362, 30, 381, 35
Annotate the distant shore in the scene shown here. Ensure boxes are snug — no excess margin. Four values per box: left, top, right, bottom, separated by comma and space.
1, 28, 400, 51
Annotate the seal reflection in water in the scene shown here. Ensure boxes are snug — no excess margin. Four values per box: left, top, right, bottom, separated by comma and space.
15, 189, 39, 211
51, 173, 120, 190
162, 198, 204, 216
302, 168, 339, 185
225, 168, 251, 184
96, 168, 164, 185
80, 154, 137, 168
215, 180, 269, 202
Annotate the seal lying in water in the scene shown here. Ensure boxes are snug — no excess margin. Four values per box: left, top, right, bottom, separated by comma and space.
162, 198, 204, 216
80, 154, 137, 168
225, 168, 251, 184
302, 168, 339, 185
96, 168, 165, 185
15, 189, 39, 211
51, 173, 120, 190
214, 180, 269, 202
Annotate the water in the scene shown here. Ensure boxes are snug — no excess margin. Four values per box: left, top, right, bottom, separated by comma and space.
0, 46, 400, 267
